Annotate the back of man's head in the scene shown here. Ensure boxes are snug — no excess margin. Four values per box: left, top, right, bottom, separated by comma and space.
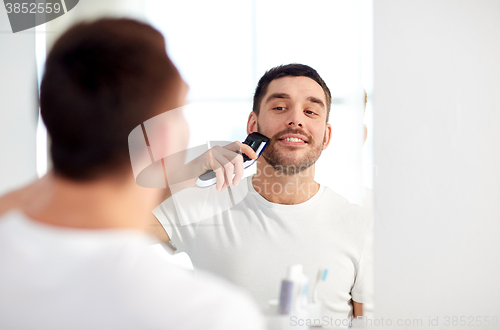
40, 18, 181, 181
252, 63, 332, 121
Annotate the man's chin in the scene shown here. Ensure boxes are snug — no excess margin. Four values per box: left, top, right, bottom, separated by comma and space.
265, 148, 311, 163
263, 155, 316, 174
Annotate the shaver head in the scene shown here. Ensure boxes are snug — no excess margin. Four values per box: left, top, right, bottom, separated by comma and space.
242, 132, 270, 163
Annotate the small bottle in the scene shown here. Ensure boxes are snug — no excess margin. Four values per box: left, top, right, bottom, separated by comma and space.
278, 264, 303, 315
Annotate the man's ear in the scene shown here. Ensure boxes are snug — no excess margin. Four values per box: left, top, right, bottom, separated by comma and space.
247, 111, 258, 134
364, 124, 368, 144
322, 123, 332, 150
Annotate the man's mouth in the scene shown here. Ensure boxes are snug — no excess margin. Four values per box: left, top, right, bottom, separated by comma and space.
278, 134, 308, 145
282, 137, 304, 142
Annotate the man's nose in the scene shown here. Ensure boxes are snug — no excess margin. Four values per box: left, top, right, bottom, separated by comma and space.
286, 108, 303, 127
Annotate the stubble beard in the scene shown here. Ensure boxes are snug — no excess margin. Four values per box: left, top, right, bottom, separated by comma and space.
258, 125, 324, 176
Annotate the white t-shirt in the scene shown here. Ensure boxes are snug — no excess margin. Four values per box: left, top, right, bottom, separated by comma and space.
153, 175, 373, 320
0, 210, 265, 330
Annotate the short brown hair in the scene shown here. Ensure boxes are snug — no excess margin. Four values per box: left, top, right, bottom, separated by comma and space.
40, 18, 181, 181
252, 64, 332, 121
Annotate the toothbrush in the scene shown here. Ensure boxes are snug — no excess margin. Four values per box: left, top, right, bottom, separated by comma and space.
312, 268, 328, 304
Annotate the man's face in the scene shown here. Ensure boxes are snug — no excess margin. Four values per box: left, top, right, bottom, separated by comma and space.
247, 76, 332, 175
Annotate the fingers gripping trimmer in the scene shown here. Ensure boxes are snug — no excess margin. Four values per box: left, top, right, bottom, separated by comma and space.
196, 132, 270, 188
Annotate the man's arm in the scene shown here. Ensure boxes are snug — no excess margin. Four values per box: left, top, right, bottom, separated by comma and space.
162, 187, 172, 201
148, 213, 171, 243
351, 215, 372, 319
353, 301, 363, 317
151, 142, 258, 242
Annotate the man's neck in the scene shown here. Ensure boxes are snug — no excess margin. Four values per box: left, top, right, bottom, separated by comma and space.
252, 160, 320, 205
17, 173, 154, 232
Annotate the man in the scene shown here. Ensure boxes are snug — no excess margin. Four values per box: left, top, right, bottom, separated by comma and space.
0, 18, 264, 330
152, 64, 373, 321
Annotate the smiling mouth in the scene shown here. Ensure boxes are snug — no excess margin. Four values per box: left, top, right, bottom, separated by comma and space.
277, 137, 309, 146
281, 137, 306, 143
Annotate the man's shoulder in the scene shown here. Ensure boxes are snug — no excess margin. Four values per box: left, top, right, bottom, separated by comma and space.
0, 190, 22, 218
0, 177, 53, 218
0, 231, 264, 330
321, 185, 350, 202
120, 251, 264, 329
320, 186, 364, 210
319, 186, 372, 227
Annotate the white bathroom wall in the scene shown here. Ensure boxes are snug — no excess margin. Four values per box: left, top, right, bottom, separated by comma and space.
373, 1, 500, 328
45, 0, 146, 50
0, 7, 38, 195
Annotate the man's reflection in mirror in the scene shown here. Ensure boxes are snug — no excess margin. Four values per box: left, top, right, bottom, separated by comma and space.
152, 64, 373, 321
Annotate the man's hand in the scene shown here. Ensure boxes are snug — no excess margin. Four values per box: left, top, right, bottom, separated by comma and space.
164, 141, 257, 196
199, 142, 257, 192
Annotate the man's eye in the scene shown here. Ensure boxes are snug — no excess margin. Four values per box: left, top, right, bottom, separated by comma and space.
274, 107, 286, 111
305, 110, 316, 115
